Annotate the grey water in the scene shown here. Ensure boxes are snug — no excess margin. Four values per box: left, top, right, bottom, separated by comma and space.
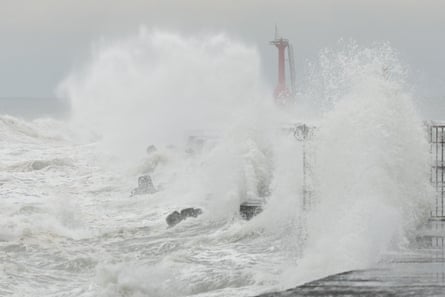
0, 97, 68, 120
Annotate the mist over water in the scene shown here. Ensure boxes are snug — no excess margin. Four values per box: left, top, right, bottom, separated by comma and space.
59, 29, 271, 159
0, 30, 433, 296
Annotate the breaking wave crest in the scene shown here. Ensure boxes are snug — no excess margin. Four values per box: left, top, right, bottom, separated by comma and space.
0, 114, 69, 143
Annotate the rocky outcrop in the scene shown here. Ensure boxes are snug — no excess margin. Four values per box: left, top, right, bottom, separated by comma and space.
130, 175, 156, 196
240, 203, 263, 220
166, 208, 203, 227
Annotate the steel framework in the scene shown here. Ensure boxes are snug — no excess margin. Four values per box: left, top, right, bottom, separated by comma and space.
430, 124, 445, 219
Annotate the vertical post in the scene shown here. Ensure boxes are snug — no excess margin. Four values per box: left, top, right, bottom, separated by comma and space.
295, 124, 310, 210
436, 127, 439, 216
302, 133, 307, 209
278, 44, 286, 89
440, 126, 444, 217
288, 44, 297, 97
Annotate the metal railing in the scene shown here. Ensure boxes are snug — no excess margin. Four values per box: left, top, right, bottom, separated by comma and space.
430, 124, 445, 219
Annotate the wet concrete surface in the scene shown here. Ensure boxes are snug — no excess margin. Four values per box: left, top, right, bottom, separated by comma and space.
259, 260, 445, 296
258, 237, 445, 296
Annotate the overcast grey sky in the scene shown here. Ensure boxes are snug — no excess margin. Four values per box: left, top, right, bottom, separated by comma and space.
1, 0, 444, 100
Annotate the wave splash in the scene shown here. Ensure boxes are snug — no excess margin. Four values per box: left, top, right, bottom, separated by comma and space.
289, 41, 433, 285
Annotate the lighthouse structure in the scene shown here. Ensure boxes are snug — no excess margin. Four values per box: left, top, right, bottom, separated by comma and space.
270, 27, 296, 104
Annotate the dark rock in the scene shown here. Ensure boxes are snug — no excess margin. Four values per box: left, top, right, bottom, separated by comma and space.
31, 160, 50, 171
146, 145, 157, 154
166, 208, 203, 227
240, 203, 263, 220
131, 175, 156, 196
180, 208, 202, 218
166, 211, 183, 227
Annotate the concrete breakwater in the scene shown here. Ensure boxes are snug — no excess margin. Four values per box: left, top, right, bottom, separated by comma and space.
256, 249, 445, 297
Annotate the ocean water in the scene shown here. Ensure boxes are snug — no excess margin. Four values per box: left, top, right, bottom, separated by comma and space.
0, 31, 433, 296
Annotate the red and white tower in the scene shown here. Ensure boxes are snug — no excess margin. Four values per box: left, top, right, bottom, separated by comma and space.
270, 26, 296, 104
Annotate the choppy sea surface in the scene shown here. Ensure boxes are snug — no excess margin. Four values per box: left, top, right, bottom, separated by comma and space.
0, 115, 304, 297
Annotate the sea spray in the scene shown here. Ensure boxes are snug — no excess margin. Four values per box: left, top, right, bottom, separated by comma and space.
290, 42, 433, 285
59, 28, 268, 161
59, 27, 304, 225
45, 31, 434, 296
57, 29, 308, 296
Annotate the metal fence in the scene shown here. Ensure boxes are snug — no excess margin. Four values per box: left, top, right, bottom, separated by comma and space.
430, 124, 445, 219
